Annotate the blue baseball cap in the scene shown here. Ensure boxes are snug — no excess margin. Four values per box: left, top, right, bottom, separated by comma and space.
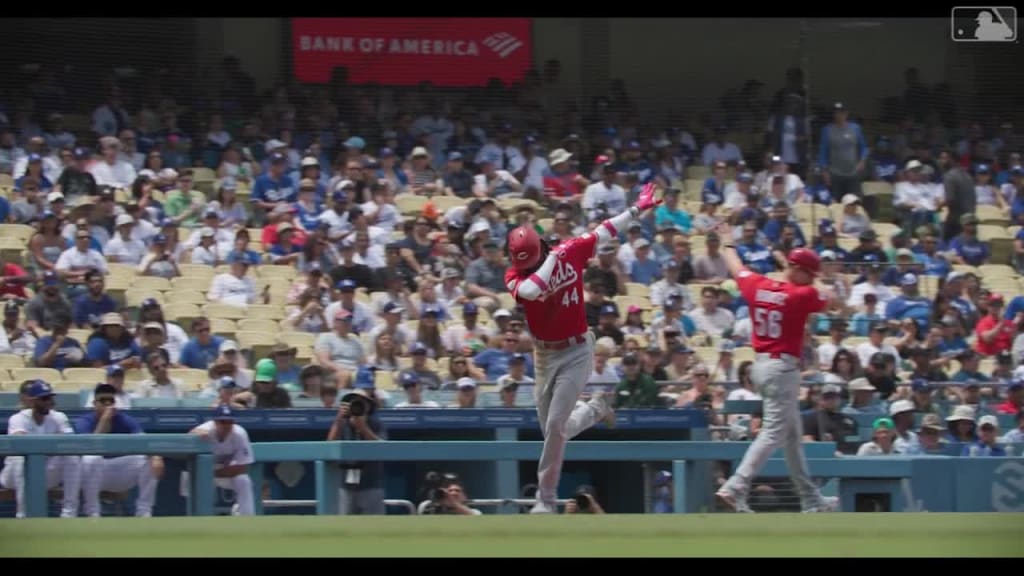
152, 233, 168, 244
27, 153, 42, 163
27, 380, 54, 399
911, 378, 932, 392
626, 139, 641, 150
600, 303, 618, 316
354, 366, 376, 389
1010, 165, 1024, 175
410, 341, 428, 355
900, 273, 919, 287
332, 190, 348, 203
462, 302, 478, 315
510, 353, 527, 363
106, 365, 125, 377
42, 270, 59, 286
159, 218, 178, 228
400, 371, 420, 388
269, 152, 287, 164
73, 147, 91, 159
447, 151, 462, 161
975, 163, 990, 173
379, 147, 395, 158
343, 136, 366, 150
336, 279, 357, 291
422, 304, 442, 317
212, 404, 235, 421
662, 259, 680, 270
218, 376, 237, 390
737, 171, 753, 183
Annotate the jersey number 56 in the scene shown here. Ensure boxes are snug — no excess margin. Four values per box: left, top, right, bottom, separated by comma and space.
754, 308, 783, 339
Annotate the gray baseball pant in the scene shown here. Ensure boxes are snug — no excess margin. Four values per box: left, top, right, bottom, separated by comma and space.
533, 332, 602, 505
721, 354, 822, 509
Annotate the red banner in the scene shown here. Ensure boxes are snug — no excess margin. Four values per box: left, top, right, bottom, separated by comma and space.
291, 18, 533, 87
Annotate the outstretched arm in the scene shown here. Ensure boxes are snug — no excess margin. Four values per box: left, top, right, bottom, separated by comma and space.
513, 183, 662, 301
714, 222, 747, 278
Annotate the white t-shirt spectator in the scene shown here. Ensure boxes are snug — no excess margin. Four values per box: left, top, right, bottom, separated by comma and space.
855, 341, 901, 368
8, 408, 73, 434
192, 244, 219, 266
360, 201, 401, 233
105, 236, 147, 265
134, 378, 185, 399
89, 159, 137, 188
689, 307, 735, 338
589, 365, 621, 385
393, 398, 442, 409
314, 332, 364, 371
323, 301, 377, 335
208, 273, 257, 307
582, 181, 627, 219
55, 247, 109, 275
816, 343, 849, 370
846, 283, 894, 309
519, 156, 549, 191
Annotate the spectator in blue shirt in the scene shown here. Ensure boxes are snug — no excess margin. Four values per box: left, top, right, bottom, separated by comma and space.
813, 222, 849, 261
250, 152, 296, 218
937, 318, 969, 357
269, 223, 303, 266
293, 178, 325, 231
72, 269, 118, 329
701, 161, 728, 206
948, 213, 989, 266
0, 194, 9, 223
817, 102, 869, 203
629, 239, 662, 284
85, 313, 142, 370
735, 221, 775, 275
962, 415, 1007, 456
884, 273, 932, 330
179, 316, 225, 370
33, 320, 85, 371
620, 140, 653, 183
952, 350, 992, 384
471, 331, 534, 382
762, 201, 806, 246
654, 188, 692, 234
913, 231, 952, 278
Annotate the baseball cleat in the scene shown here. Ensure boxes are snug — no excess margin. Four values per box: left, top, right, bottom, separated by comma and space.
715, 488, 754, 513
802, 496, 839, 513
529, 500, 556, 514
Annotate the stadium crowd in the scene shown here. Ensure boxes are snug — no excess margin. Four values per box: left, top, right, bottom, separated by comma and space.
0, 60, 1022, 468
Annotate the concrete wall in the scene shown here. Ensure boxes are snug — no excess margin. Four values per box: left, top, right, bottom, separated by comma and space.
218, 18, 966, 118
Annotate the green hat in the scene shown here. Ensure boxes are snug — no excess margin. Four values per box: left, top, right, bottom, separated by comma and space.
254, 358, 277, 382
960, 213, 979, 226
872, 417, 894, 431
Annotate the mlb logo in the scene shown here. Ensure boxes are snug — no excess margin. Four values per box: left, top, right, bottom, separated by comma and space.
951, 7, 1017, 42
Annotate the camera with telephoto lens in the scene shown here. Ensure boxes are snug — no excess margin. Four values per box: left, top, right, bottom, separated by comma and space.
574, 485, 595, 512
420, 470, 459, 515
348, 396, 370, 417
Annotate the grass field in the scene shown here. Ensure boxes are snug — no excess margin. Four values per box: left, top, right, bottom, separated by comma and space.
1, 513, 1021, 557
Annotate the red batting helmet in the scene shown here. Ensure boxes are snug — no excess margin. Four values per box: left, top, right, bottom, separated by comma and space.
787, 248, 821, 275
509, 226, 543, 270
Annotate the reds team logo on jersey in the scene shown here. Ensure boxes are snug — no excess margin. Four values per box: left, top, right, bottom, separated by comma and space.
547, 257, 579, 297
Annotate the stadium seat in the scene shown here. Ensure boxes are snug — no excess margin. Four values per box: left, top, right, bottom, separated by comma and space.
132, 276, 172, 291
12, 368, 62, 382
62, 368, 106, 383
205, 303, 248, 320
238, 319, 280, 333
236, 330, 277, 358
125, 289, 166, 308
210, 318, 238, 339
168, 369, 211, 392
279, 332, 316, 349
0, 354, 25, 370
171, 277, 213, 293
246, 304, 286, 321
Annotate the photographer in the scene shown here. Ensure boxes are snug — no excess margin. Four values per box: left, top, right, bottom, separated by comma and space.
564, 485, 605, 514
326, 367, 387, 515
418, 473, 482, 515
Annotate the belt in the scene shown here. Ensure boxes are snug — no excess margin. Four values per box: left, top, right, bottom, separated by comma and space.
535, 334, 587, 351
755, 352, 799, 364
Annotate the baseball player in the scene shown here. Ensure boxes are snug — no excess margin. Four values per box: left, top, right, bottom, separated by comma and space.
187, 405, 255, 515
505, 182, 662, 514
0, 380, 82, 518
713, 222, 838, 513
75, 383, 162, 517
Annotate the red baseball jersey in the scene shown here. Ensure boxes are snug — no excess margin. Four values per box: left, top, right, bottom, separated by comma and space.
735, 268, 827, 357
506, 233, 597, 341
